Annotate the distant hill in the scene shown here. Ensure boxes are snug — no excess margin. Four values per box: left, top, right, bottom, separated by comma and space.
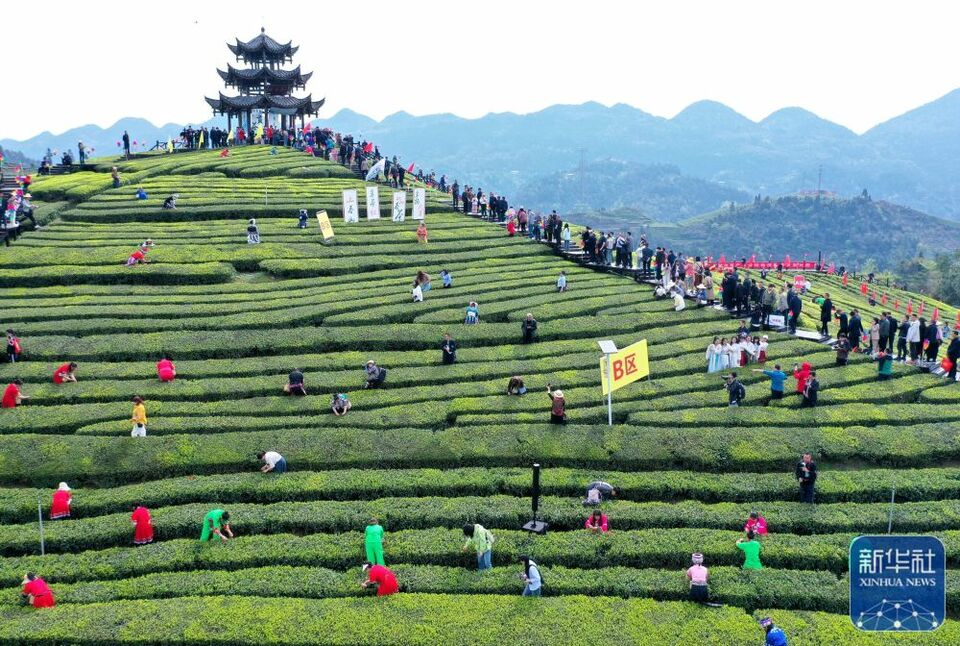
3, 89, 959, 220
0, 145, 38, 167
514, 160, 749, 222
649, 193, 960, 270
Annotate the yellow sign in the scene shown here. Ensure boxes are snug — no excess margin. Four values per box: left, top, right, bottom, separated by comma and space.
600, 340, 650, 395
316, 210, 335, 240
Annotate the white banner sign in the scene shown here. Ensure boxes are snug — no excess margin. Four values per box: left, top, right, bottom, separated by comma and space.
342, 189, 359, 223
365, 186, 381, 220
768, 314, 786, 328
392, 191, 407, 222
412, 187, 426, 220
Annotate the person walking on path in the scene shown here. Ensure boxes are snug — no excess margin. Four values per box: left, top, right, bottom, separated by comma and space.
6, 329, 22, 363
800, 371, 819, 407
441, 333, 457, 364
416, 222, 429, 244
462, 523, 496, 571
946, 330, 960, 382
257, 450, 287, 473
736, 530, 763, 570
819, 293, 833, 337
796, 452, 817, 503
546, 384, 566, 424
520, 556, 542, 597
685, 553, 710, 603
724, 372, 746, 407
130, 396, 147, 437
896, 317, 910, 361
834, 333, 851, 366
792, 362, 811, 394
848, 310, 864, 353
50, 482, 72, 520
752, 364, 785, 399
21, 573, 55, 608
365, 518, 386, 566
521, 313, 538, 343
200, 509, 233, 542
361, 563, 399, 596
131, 504, 154, 545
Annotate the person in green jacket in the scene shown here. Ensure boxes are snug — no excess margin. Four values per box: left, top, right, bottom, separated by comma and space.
736, 530, 763, 569
462, 522, 495, 571
876, 350, 894, 381
200, 509, 233, 542
365, 518, 385, 565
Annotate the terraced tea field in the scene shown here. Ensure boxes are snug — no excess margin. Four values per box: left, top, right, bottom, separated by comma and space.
1, 147, 958, 644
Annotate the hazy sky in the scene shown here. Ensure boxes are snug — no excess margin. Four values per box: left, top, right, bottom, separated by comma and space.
5, 0, 959, 139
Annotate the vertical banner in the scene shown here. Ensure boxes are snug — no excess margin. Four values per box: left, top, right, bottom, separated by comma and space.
365, 186, 381, 220
342, 189, 359, 223
412, 187, 426, 220
392, 191, 407, 222
316, 210, 335, 240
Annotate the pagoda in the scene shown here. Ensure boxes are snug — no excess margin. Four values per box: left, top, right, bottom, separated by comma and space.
205, 28, 324, 133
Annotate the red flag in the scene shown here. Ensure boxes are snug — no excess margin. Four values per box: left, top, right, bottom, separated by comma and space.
407, 163, 415, 173
860, 282, 868, 295
907, 300, 913, 315
894, 299, 900, 311
955, 311, 960, 329
842, 273, 849, 286
919, 302, 925, 315
932, 307, 940, 321
881, 293, 888, 305
363, 142, 373, 154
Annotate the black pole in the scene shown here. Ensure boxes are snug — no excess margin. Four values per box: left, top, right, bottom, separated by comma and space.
531, 463, 541, 518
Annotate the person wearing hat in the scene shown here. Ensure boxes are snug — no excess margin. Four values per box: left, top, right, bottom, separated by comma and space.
17, 193, 39, 229
364, 361, 387, 388
361, 562, 399, 596
685, 553, 710, 603
125, 245, 150, 267
297, 209, 308, 229
50, 483, 72, 520
759, 617, 789, 645
546, 384, 565, 424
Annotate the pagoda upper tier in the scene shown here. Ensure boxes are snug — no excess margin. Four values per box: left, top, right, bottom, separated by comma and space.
217, 64, 312, 93
228, 28, 298, 66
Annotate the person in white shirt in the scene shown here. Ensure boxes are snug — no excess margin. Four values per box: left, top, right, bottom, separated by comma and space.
906, 314, 921, 362
257, 450, 287, 474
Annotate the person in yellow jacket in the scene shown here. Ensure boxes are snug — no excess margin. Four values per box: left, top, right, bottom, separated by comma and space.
130, 395, 147, 437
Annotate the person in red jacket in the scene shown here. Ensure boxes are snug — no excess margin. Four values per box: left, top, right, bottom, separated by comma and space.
52, 362, 78, 384
585, 509, 609, 533
21, 573, 55, 608
156, 354, 176, 382
131, 504, 154, 545
361, 562, 399, 596
792, 362, 811, 394
2, 379, 29, 408
50, 482, 72, 519
744, 511, 768, 536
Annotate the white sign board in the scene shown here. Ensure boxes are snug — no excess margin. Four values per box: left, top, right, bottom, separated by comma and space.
392, 191, 407, 222
412, 187, 426, 220
768, 314, 786, 328
342, 189, 359, 223
366, 186, 380, 220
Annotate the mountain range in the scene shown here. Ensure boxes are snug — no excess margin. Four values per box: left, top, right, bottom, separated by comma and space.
2, 89, 958, 220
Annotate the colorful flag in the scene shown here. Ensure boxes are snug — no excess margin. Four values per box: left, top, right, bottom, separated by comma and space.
407, 163, 415, 173
166, 137, 174, 153
198, 130, 204, 148
227, 129, 235, 143
363, 142, 374, 154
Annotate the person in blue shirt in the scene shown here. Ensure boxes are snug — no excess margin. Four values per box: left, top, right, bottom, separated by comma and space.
440, 270, 453, 288
135, 187, 148, 200
759, 617, 788, 645
753, 363, 786, 400
297, 209, 308, 229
